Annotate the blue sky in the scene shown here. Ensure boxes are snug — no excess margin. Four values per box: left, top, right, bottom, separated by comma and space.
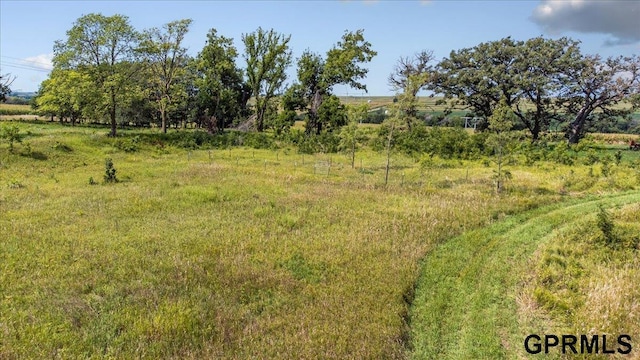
1, 0, 639, 95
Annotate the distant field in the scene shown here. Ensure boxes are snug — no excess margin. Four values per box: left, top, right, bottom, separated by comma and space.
0, 103, 38, 117
339, 95, 463, 113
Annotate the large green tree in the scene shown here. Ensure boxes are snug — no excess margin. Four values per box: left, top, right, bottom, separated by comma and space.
242, 27, 292, 132
433, 37, 582, 141
283, 30, 376, 135
433, 37, 520, 128
139, 19, 193, 133
513, 37, 582, 141
195, 28, 250, 133
34, 69, 93, 125
559, 55, 640, 144
53, 13, 141, 137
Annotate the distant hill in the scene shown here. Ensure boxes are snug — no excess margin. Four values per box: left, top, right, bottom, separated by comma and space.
9, 91, 36, 99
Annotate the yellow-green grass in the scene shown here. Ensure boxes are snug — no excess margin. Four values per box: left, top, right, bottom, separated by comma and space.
409, 191, 640, 359
0, 103, 37, 117
0, 122, 638, 358
521, 203, 640, 359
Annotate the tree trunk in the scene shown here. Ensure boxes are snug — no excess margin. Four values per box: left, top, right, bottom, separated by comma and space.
256, 106, 265, 132
161, 107, 167, 134
531, 120, 540, 142
385, 122, 395, 186
109, 90, 117, 137
307, 90, 323, 135
567, 108, 590, 144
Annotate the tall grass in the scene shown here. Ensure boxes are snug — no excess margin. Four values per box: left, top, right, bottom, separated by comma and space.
0, 121, 637, 358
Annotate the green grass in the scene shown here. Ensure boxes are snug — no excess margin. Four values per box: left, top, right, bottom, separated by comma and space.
1, 121, 639, 358
409, 191, 640, 359
0, 103, 37, 116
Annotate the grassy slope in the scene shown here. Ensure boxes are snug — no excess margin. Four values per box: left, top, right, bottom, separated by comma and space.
410, 191, 640, 359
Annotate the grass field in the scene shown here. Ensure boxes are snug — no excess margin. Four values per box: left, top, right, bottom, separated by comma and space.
409, 192, 640, 359
1, 121, 639, 358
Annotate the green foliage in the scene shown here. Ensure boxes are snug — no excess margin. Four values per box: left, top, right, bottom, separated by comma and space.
339, 104, 368, 167
316, 94, 347, 132
242, 27, 292, 132
486, 98, 516, 192
600, 155, 613, 177
114, 136, 140, 153
292, 131, 340, 154
103, 158, 118, 183
563, 54, 640, 144
596, 205, 617, 247
1, 124, 23, 152
195, 28, 249, 133
434, 37, 582, 139
614, 150, 623, 165
582, 148, 599, 165
54, 13, 140, 136
548, 143, 576, 165
139, 19, 193, 134
284, 30, 376, 135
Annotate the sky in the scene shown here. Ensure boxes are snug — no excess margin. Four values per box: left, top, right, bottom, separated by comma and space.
1, 0, 639, 95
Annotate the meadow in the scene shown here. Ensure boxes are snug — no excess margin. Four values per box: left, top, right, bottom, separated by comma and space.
1, 119, 639, 358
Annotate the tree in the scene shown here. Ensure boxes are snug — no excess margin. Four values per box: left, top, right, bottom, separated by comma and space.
432, 37, 582, 140
34, 69, 93, 125
513, 37, 583, 141
388, 50, 434, 124
195, 28, 250, 134
53, 13, 140, 137
139, 19, 192, 133
487, 98, 516, 193
284, 30, 376, 135
339, 103, 368, 168
433, 37, 521, 129
0, 73, 16, 102
559, 55, 640, 144
242, 27, 292, 132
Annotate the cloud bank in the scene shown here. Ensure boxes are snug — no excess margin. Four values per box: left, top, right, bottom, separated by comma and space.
531, 0, 640, 45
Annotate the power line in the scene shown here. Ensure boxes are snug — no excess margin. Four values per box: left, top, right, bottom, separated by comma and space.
1, 55, 53, 68
0, 61, 51, 73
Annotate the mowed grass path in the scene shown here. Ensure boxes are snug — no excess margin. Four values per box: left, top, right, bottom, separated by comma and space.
409, 190, 640, 359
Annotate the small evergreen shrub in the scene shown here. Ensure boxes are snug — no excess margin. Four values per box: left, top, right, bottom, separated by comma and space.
103, 158, 118, 183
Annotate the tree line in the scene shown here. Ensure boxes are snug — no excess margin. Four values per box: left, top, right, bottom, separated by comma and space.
28, 13, 640, 144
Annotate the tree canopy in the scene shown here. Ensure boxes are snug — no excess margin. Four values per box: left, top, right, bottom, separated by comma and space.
283, 29, 376, 135
53, 13, 141, 137
30, 13, 640, 145
242, 27, 292, 132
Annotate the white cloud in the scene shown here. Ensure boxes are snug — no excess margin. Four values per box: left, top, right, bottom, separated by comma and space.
531, 0, 640, 45
22, 53, 53, 71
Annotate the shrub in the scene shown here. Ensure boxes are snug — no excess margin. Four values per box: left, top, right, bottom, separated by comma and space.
1, 124, 23, 153
596, 205, 617, 248
114, 136, 140, 153
103, 158, 118, 183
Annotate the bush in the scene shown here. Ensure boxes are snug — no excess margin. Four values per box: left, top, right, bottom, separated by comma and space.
103, 158, 118, 183
114, 136, 140, 153
548, 144, 576, 165
596, 205, 617, 248
1, 124, 23, 153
